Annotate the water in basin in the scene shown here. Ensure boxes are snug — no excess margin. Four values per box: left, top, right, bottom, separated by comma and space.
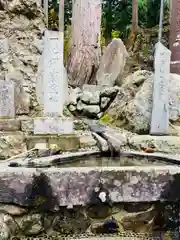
56, 154, 174, 168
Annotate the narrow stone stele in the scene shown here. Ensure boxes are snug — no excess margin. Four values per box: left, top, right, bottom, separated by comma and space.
0, 80, 15, 119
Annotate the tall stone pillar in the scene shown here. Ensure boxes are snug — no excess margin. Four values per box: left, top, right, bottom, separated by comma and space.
170, 0, 180, 74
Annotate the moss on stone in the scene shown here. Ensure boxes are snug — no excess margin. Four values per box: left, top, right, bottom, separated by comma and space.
100, 114, 114, 124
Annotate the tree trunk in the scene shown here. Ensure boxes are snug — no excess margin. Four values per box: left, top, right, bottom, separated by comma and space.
129, 0, 138, 46
67, 0, 102, 87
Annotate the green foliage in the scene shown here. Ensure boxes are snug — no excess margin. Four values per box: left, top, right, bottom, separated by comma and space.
48, 0, 170, 45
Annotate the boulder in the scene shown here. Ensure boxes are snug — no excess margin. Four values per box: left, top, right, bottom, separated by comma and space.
100, 97, 111, 110
0, 213, 17, 239
107, 70, 180, 134
17, 213, 43, 236
0, 132, 26, 159
77, 101, 100, 118
80, 91, 100, 105
96, 38, 128, 86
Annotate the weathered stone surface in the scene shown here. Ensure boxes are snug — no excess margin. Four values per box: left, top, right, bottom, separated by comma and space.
96, 38, 128, 86
121, 205, 155, 232
77, 101, 100, 118
0, 0, 46, 114
91, 132, 109, 152
0, 213, 17, 239
0, 166, 179, 206
0, 204, 27, 216
0, 80, 15, 118
33, 118, 74, 135
0, 119, 20, 131
21, 118, 34, 132
0, 133, 26, 159
107, 70, 180, 133
82, 84, 106, 92
21, 118, 89, 133
26, 134, 80, 151
66, 87, 81, 105
100, 97, 111, 110
80, 91, 100, 105
5, 72, 30, 115
129, 135, 180, 154
78, 132, 97, 149
17, 213, 43, 235
100, 86, 119, 98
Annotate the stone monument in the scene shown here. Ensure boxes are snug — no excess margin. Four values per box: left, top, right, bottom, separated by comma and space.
34, 30, 73, 135
150, 42, 171, 135
0, 80, 15, 119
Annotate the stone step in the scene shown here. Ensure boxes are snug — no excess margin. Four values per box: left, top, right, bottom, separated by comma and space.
26, 134, 80, 151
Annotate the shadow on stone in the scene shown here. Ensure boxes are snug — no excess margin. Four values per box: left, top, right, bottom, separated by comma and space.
158, 173, 180, 236
24, 172, 58, 211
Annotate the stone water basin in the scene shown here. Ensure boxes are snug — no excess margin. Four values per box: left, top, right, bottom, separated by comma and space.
0, 153, 180, 239
55, 154, 174, 168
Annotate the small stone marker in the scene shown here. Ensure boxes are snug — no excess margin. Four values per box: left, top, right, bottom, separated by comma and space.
150, 42, 171, 135
43, 30, 64, 117
34, 118, 73, 134
0, 38, 9, 55
0, 80, 15, 118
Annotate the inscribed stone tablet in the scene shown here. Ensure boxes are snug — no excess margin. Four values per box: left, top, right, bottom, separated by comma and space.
150, 42, 171, 135
0, 39, 9, 55
5, 73, 30, 114
33, 118, 74, 134
43, 30, 64, 117
0, 80, 15, 118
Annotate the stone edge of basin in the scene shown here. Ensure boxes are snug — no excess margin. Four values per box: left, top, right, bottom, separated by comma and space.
0, 165, 179, 207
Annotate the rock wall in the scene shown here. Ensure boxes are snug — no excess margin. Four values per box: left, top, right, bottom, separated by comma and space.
0, 0, 45, 115
0, 202, 177, 238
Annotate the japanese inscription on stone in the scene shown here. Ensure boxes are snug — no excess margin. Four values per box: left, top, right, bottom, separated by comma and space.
0, 80, 15, 118
150, 42, 171, 135
43, 30, 64, 117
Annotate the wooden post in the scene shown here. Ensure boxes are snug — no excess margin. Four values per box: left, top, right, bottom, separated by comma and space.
59, 0, 64, 61
59, 0, 64, 34
150, 42, 171, 135
170, 0, 180, 74
44, 0, 48, 27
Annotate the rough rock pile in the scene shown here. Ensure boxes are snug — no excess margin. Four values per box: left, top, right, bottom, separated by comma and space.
0, 0, 45, 115
67, 85, 119, 119
107, 70, 180, 135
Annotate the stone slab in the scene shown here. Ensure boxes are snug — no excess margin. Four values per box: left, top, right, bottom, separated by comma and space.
82, 84, 107, 93
33, 118, 74, 134
43, 30, 64, 117
5, 72, 30, 115
0, 166, 179, 207
21, 118, 88, 133
0, 80, 15, 118
0, 133, 26, 159
150, 42, 171, 135
26, 134, 80, 151
0, 38, 9, 55
0, 119, 20, 131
